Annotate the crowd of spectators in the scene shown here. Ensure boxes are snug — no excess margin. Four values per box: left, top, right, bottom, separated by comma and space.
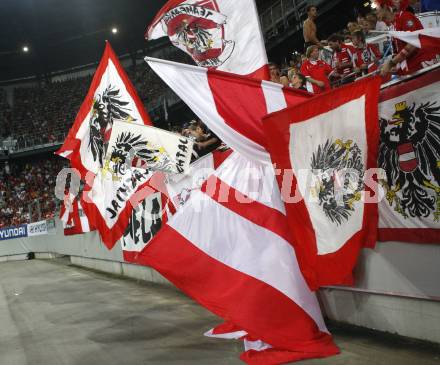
269, 1, 439, 94
0, 157, 67, 228
0, 56, 185, 150
12, 76, 91, 148
0, 89, 12, 139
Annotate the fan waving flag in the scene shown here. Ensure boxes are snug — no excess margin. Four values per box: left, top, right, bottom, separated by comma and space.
135, 152, 339, 364
378, 65, 440, 243
147, 0, 269, 79
56, 42, 152, 178
146, 57, 312, 162
263, 77, 382, 289
387, 28, 440, 53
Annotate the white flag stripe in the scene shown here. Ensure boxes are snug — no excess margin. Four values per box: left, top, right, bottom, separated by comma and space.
399, 151, 416, 162
244, 338, 272, 352
58, 151, 73, 158
204, 328, 247, 340
261, 80, 288, 113
146, 57, 270, 162
169, 189, 327, 333
212, 152, 285, 214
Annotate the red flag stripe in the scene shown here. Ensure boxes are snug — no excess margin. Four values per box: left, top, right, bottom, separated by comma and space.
136, 226, 338, 356
201, 175, 291, 244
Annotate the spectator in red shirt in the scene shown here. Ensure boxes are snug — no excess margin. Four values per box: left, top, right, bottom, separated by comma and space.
328, 34, 356, 83
351, 30, 382, 75
301, 45, 334, 94
380, 0, 438, 75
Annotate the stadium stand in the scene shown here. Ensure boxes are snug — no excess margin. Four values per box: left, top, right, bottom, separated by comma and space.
0, 156, 67, 228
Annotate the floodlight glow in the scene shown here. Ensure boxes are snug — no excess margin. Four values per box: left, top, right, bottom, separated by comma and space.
22, 46, 29, 53
112, 27, 118, 34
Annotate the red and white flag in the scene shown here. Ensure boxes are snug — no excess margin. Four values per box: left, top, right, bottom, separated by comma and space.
378, 65, 440, 243
145, 57, 312, 162
388, 28, 440, 53
263, 77, 382, 289
60, 195, 94, 236
57, 42, 152, 178
146, 0, 269, 79
56, 42, 155, 249
135, 152, 339, 363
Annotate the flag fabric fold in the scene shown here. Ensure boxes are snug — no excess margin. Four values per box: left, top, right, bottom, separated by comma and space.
262, 77, 382, 289
146, 0, 269, 79
204, 321, 247, 340
145, 57, 311, 162
135, 152, 339, 363
387, 28, 440, 52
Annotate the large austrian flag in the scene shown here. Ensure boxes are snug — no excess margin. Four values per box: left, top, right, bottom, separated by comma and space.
263, 77, 382, 289
378, 65, 440, 243
56, 42, 151, 178
147, 0, 269, 79
146, 57, 311, 162
135, 153, 339, 364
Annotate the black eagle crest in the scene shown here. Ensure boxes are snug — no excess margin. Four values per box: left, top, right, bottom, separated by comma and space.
378, 101, 440, 220
89, 85, 136, 167
109, 132, 160, 176
311, 139, 365, 225
176, 20, 213, 55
